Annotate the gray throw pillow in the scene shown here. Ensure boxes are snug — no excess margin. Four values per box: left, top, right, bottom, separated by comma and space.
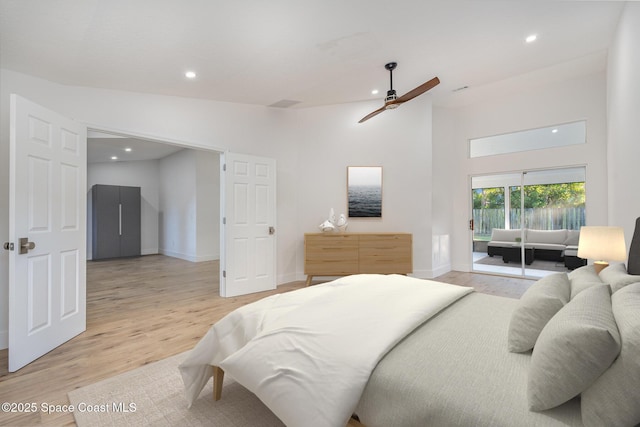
599, 262, 640, 292
568, 265, 604, 299
568, 264, 600, 281
581, 283, 640, 427
507, 273, 570, 353
527, 285, 621, 411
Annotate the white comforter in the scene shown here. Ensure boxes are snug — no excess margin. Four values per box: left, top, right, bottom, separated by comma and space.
179, 274, 472, 427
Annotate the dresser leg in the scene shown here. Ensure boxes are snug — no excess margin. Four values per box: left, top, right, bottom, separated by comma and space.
305, 276, 313, 286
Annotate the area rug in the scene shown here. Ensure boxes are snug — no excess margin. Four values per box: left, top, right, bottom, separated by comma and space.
474, 254, 568, 272
68, 352, 284, 427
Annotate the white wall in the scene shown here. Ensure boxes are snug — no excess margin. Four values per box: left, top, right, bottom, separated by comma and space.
607, 3, 640, 245
159, 150, 192, 261
434, 71, 609, 272
196, 151, 221, 260
87, 159, 161, 258
290, 96, 436, 278
158, 148, 219, 262
432, 107, 456, 275
159, 150, 196, 260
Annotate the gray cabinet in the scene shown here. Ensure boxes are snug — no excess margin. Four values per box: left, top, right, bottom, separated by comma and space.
92, 184, 141, 260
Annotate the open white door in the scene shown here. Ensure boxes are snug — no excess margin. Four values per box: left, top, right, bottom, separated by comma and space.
220, 152, 276, 297
7, 95, 87, 371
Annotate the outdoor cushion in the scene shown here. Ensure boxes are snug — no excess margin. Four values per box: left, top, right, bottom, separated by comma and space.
490, 229, 524, 242
563, 230, 580, 246
527, 229, 568, 245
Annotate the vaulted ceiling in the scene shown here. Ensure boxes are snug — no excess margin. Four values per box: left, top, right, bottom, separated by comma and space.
0, 1, 625, 109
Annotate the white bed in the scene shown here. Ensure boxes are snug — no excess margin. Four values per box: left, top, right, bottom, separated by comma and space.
180, 274, 472, 426
179, 266, 640, 427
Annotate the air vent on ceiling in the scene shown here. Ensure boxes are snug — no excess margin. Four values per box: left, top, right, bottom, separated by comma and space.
269, 99, 301, 108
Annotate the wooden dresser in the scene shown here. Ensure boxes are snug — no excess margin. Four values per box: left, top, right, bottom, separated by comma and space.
304, 233, 412, 285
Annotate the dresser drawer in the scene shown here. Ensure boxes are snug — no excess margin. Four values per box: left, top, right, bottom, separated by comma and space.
303, 233, 412, 284
304, 234, 358, 275
359, 234, 412, 274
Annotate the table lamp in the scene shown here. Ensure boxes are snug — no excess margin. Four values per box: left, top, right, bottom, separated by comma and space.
577, 226, 627, 274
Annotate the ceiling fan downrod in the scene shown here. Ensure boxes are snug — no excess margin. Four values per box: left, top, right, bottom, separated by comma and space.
385, 62, 399, 107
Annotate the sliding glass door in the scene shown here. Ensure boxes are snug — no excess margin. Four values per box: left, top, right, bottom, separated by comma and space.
471, 167, 586, 278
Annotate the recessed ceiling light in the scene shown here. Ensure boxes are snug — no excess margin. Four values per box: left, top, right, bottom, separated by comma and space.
371, 89, 379, 95
125, 147, 132, 152
526, 34, 537, 43
552, 129, 558, 133
111, 156, 118, 160
185, 71, 197, 79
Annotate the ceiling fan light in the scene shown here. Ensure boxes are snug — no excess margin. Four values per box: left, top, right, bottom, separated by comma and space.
384, 90, 399, 109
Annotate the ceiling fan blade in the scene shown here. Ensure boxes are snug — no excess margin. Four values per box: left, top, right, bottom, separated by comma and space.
358, 106, 387, 123
395, 76, 440, 104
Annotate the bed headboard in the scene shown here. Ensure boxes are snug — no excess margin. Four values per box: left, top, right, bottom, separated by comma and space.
627, 217, 640, 275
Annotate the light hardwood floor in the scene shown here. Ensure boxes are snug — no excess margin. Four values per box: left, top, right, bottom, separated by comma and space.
0, 255, 534, 426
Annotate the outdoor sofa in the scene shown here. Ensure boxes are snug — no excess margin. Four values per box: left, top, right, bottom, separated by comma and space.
487, 228, 584, 268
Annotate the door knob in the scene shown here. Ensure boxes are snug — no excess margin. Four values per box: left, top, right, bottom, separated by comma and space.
269, 226, 276, 235
19, 237, 35, 254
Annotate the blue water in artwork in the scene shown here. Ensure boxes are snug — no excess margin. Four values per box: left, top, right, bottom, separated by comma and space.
348, 185, 382, 217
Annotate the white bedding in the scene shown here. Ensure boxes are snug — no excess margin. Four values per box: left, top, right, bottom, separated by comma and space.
179, 274, 472, 427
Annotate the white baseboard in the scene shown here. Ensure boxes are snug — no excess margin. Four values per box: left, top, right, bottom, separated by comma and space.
277, 272, 298, 286
451, 262, 472, 273
0, 330, 7, 350
408, 264, 452, 279
431, 264, 452, 278
411, 269, 434, 279
160, 249, 196, 262
160, 249, 219, 263
194, 254, 219, 262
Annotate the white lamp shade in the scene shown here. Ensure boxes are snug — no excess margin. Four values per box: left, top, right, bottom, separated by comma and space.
577, 226, 627, 261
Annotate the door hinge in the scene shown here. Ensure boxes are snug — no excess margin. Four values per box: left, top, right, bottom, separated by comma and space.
223, 217, 226, 225
3, 242, 14, 251
469, 219, 474, 231
223, 163, 226, 172
222, 270, 226, 278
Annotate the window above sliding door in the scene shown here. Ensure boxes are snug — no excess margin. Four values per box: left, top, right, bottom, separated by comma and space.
469, 121, 586, 158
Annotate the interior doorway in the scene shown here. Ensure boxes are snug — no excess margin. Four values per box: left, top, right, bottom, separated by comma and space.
471, 166, 586, 278
86, 129, 221, 266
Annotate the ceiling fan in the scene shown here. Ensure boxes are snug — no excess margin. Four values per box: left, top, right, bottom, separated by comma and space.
358, 62, 440, 123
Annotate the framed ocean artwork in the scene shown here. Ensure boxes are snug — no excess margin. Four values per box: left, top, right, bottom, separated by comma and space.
347, 166, 382, 218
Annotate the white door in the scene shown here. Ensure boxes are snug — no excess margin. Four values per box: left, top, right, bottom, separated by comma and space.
220, 152, 276, 297
8, 94, 87, 372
